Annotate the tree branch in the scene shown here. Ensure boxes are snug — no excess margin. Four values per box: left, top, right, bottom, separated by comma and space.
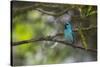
13, 5, 69, 17
52, 25, 97, 38
12, 35, 97, 53
36, 8, 68, 16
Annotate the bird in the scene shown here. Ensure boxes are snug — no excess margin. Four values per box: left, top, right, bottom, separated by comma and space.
64, 21, 74, 44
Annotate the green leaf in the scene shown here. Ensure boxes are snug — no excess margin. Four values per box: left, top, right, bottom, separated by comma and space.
87, 6, 92, 13
89, 11, 96, 16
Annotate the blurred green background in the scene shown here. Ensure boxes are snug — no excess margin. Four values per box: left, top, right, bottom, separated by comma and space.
11, 1, 97, 66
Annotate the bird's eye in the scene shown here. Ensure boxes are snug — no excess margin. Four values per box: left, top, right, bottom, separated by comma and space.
64, 25, 67, 29
66, 24, 69, 25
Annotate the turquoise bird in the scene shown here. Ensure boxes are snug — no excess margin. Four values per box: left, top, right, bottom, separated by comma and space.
64, 21, 74, 44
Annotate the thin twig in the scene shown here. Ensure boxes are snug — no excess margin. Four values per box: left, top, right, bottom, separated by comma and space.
52, 26, 97, 38
74, 26, 97, 32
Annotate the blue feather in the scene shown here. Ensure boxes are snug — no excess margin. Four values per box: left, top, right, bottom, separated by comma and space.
64, 21, 74, 44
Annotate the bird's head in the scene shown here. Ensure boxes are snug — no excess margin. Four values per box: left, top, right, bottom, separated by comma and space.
64, 22, 72, 29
